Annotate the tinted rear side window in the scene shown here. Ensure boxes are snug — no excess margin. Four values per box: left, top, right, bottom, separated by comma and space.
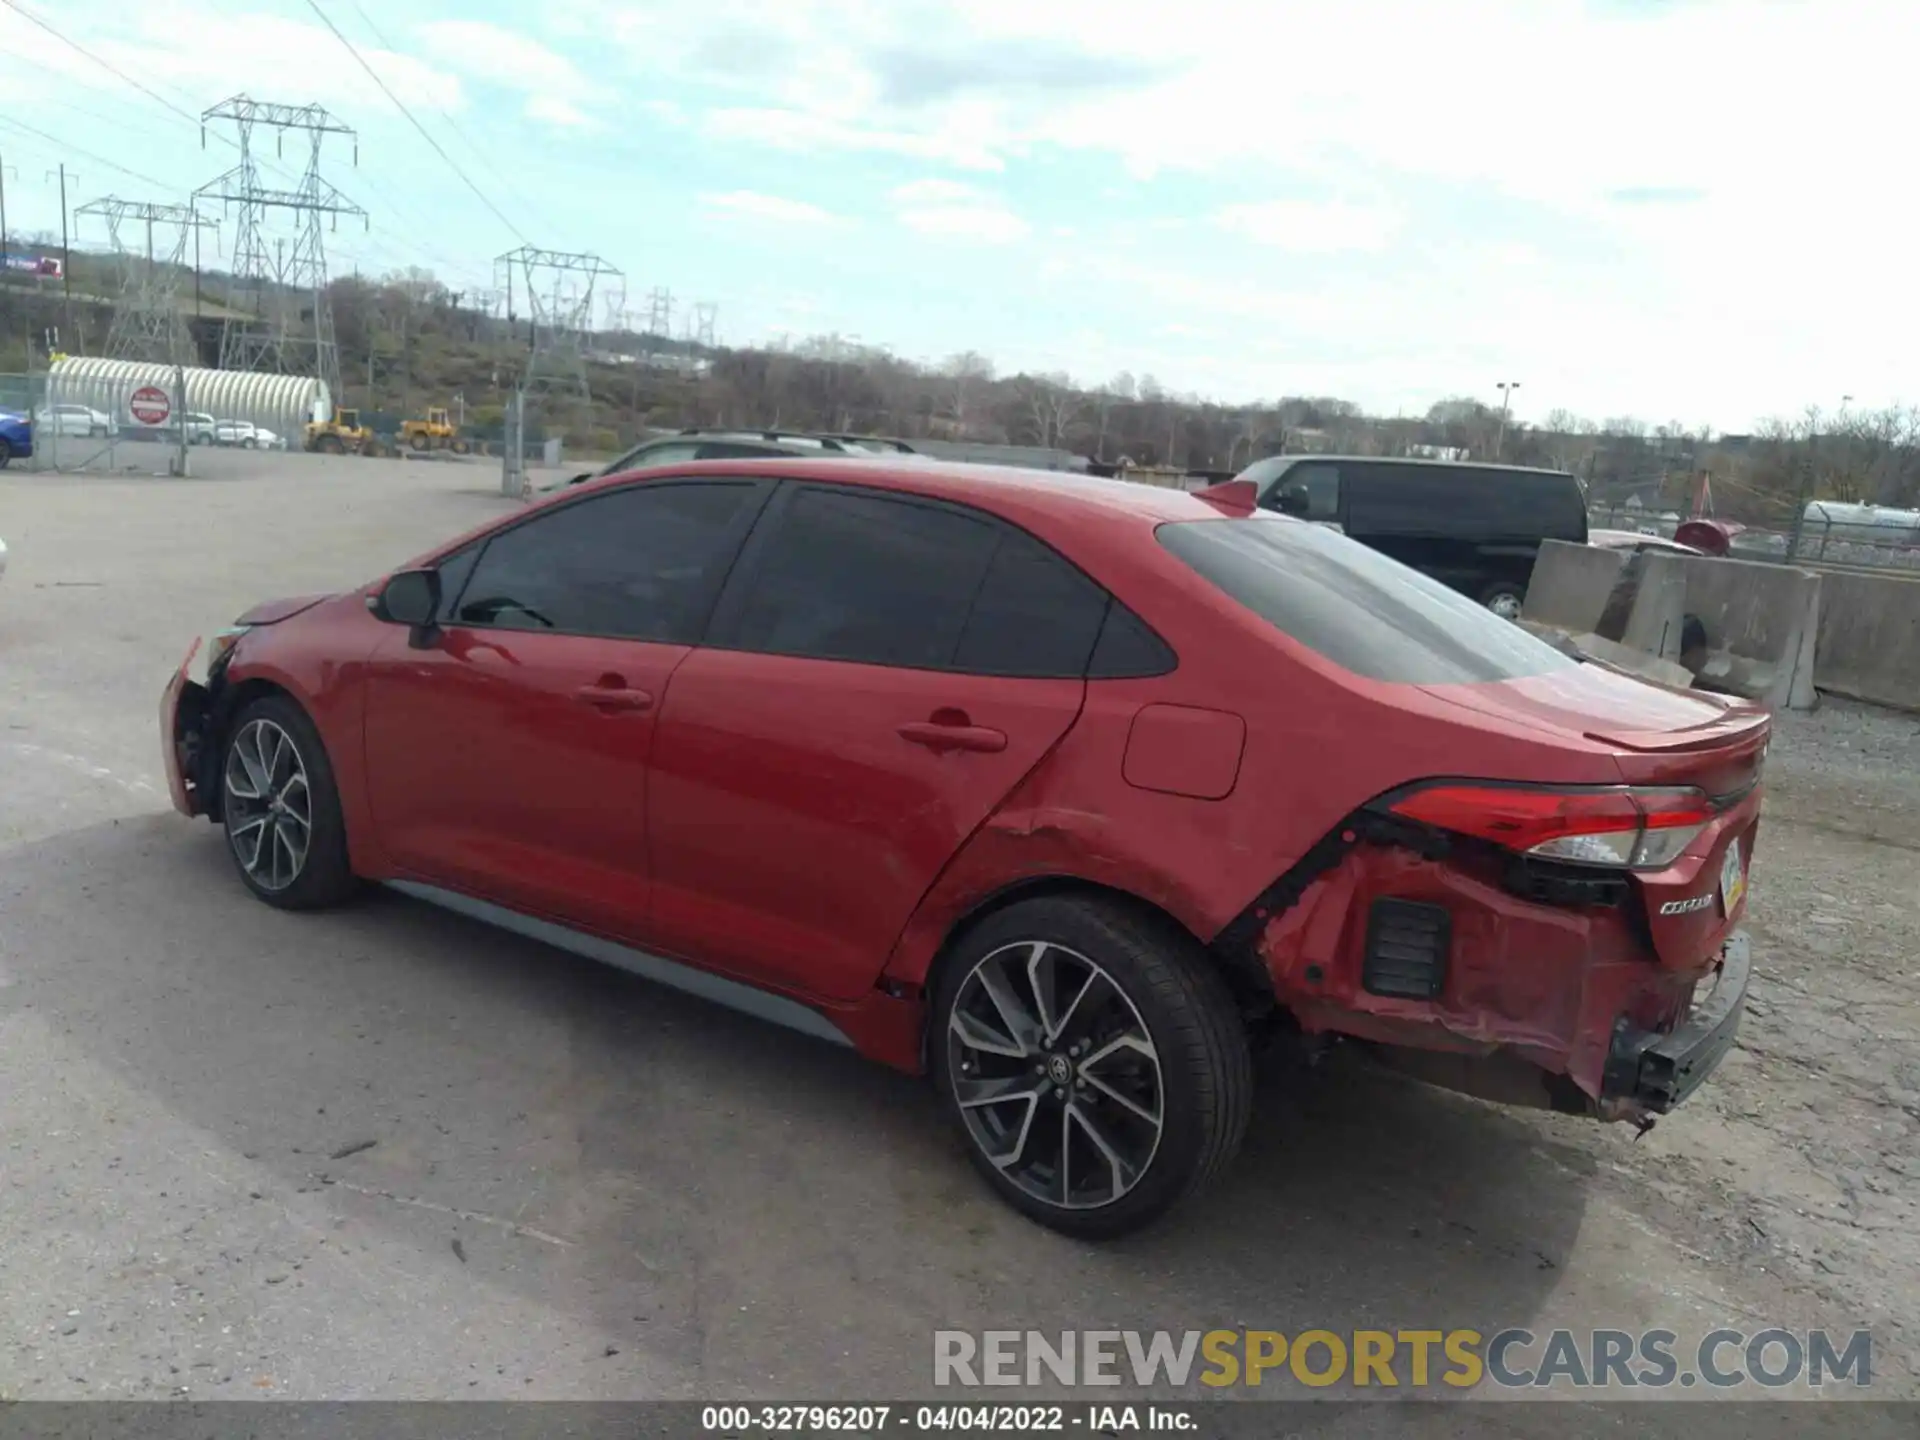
720, 485, 1131, 677
1158, 516, 1576, 684
1348, 464, 1585, 540
723, 488, 1003, 669
952, 530, 1110, 677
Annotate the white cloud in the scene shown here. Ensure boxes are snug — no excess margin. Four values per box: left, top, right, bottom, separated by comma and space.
701, 191, 841, 225
890, 180, 1028, 243
415, 19, 606, 129
704, 108, 1003, 172
1213, 199, 1401, 254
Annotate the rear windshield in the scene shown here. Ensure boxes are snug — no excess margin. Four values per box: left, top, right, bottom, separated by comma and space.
1158, 515, 1577, 684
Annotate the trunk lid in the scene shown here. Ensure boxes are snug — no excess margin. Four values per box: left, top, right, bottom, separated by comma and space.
1425, 664, 1768, 972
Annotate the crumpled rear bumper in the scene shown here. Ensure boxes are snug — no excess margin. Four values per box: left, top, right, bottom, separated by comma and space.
1602, 929, 1750, 1114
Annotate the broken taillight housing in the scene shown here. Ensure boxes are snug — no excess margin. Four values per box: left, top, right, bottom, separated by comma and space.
1387, 784, 1712, 871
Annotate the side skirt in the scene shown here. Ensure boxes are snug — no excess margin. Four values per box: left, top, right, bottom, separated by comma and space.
385, 880, 856, 1050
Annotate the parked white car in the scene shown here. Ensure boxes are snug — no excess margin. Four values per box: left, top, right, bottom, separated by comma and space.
184, 412, 216, 445
0, 533, 8, 580
212, 420, 283, 450
32, 403, 113, 438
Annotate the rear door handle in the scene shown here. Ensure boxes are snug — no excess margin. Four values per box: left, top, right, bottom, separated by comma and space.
574, 683, 655, 713
897, 720, 1008, 754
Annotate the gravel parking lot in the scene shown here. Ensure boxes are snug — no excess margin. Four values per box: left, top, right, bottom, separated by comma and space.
0, 454, 1913, 1429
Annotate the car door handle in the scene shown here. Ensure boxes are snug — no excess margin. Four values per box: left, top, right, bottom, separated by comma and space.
898, 719, 1008, 754
574, 684, 655, 713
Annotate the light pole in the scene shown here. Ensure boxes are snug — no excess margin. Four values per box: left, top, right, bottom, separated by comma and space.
1494, 380, 1521, 460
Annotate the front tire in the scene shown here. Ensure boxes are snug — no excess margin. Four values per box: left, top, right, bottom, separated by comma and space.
0, 438, 11, 468
219, 694, 358, 910
930, 895, 1253, 1239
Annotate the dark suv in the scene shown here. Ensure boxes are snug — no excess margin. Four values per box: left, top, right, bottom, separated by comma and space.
1236, 455, 1589, 618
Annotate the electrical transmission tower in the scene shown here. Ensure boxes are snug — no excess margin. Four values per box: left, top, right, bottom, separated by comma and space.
642, 287, 673, 350
494, 246, 624, 401
600, 281, 629, 338
690, 301, 718, 350
74, 196, 219, 364
195, 95, 366, 402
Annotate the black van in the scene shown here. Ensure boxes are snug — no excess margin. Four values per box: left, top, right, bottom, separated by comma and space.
1234, 455, 1589, 618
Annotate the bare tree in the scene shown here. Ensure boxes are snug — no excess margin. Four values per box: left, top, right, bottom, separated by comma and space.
940, 350, 995, 432
1024, 371, 1078, 448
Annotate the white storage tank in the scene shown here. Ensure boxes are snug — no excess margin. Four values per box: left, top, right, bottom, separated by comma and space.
1801, 501, 1920, 548
47, 357, 330, 445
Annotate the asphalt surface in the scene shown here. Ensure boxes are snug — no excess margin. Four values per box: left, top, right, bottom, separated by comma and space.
0, 454, 1901, 1433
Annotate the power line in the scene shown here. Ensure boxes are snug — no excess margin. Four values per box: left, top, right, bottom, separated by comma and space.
0, 0, 210, 133
0, 115, 169, 189
343, 0, 521, 201
300, 0, 529, 245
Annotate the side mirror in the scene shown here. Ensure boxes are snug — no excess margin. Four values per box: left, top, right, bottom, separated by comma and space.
1273, 486, 1311, 518
378, 568, 442, 646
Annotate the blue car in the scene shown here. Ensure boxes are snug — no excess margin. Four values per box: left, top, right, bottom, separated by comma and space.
0, 409, 30, 468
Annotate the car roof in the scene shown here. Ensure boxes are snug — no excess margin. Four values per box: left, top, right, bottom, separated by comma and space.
576, 454, 1219, 526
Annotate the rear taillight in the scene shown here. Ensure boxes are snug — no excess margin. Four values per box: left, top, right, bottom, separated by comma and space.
1388, 784, 1712, 871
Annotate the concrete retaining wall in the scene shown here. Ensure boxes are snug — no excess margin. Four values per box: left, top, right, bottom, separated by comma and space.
1814, 570, 1920, 712
1523, 540, 1628, 631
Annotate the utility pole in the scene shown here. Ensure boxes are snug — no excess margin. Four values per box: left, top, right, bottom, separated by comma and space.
49, 165, 75, 347
1494, 380, 1521, 460
0, 152, 13, 270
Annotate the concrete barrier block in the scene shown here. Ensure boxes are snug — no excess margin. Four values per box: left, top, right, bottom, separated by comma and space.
1523, 540, 1628, 632
1621, 552, 1691, 662
1814, 570, 1920, 712
1671, 556, 1821, 711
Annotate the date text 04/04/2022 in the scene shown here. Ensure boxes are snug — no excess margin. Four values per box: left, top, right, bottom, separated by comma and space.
699, 1404, 1197, 1433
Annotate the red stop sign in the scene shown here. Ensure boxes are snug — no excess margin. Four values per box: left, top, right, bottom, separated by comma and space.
130, 386, 172, 426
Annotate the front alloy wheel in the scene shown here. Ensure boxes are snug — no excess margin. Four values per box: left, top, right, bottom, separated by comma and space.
932, 895, 1253, 1239
223, 717, 311, 892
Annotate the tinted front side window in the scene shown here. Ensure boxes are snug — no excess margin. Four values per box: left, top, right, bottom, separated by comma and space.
1158, 516, 1575, 684
1263, 461, 1341, 520
454, 481, 762, 642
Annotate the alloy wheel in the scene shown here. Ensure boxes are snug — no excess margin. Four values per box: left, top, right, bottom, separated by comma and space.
223, 718, 313, 892
946, 941, 1165, 1211
1487, 592, 1523, 620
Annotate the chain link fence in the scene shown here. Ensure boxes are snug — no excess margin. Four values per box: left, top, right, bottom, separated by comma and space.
0, 365, 193, 474
1589, 502, 1920, 572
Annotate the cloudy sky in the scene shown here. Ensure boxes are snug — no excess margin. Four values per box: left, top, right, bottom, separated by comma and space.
0, 0, 1907, 430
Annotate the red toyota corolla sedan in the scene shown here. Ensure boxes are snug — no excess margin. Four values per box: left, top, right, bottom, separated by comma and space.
160, 458, 1764, 1237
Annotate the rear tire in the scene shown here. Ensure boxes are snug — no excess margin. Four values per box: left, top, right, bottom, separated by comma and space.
1480, 581, 1525, 620
410, 433, 429, 451
219, 693, 358, 911
930, 895, 1253, 1239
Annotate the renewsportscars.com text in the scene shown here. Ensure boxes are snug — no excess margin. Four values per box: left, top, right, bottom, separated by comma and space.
933, 1328, 1873, 1391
